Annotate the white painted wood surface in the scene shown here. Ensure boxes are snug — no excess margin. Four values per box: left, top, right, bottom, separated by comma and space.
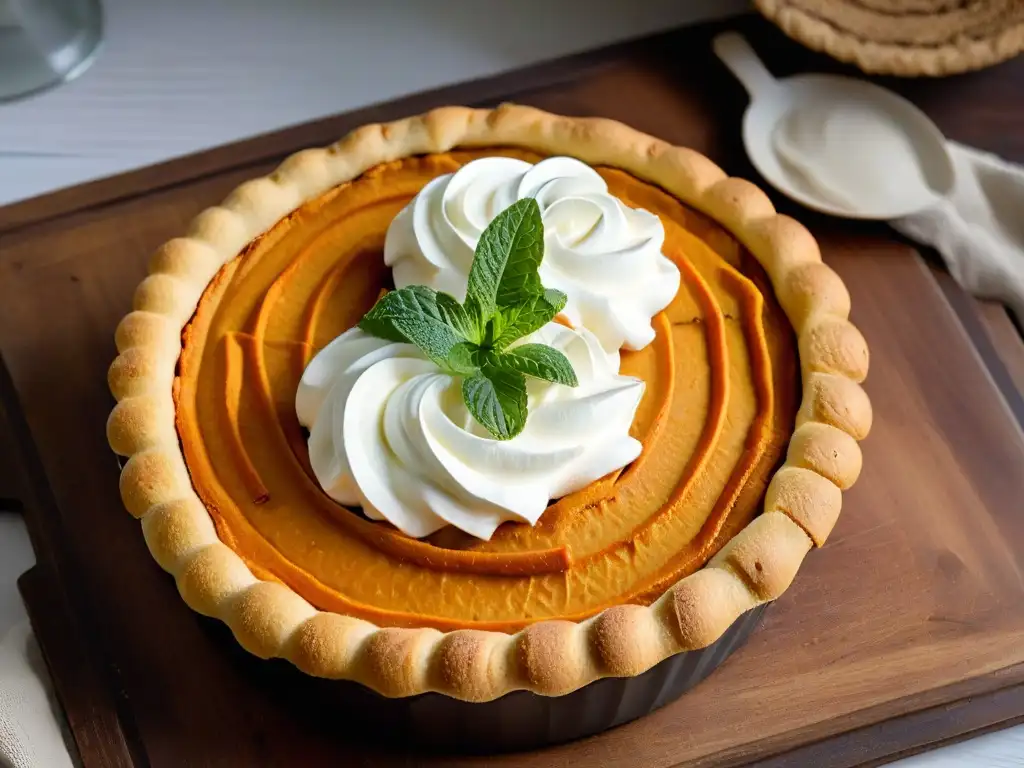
0, 0, 743, 204
0, 1, 1020, 764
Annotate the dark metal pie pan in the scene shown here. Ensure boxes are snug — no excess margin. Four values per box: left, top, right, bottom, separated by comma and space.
234, 603, 768, 754
337, 603, 766, 752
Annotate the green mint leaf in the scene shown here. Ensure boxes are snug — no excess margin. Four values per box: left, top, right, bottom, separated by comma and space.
492, 288, 567, 350
541, 287, 568, 314
358, 286, 465, 366
466, 198, 544, 321
359, 285, 441, 339
485, 344, 578, 387
444, 342, 481, 376
462, 367, 527, 440
356, 293, 410, 343
436, 292, 483, 345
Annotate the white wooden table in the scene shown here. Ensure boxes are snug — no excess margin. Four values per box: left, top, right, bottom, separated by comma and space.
0, 1, 1021, 764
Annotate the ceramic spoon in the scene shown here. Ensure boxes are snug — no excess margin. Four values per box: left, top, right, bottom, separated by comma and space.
712, 32, 955, 220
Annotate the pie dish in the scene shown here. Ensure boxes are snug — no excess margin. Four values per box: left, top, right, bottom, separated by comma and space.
107, 105, 870, 717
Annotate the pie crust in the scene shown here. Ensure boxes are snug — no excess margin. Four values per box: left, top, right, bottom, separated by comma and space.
107, 104, 871, 702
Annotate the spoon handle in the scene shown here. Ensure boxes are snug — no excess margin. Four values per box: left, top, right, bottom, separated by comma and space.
712, 32, 779, 99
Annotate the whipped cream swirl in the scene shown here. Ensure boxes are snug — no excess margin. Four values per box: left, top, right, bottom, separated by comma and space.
384, 156, 680, 353
296, 324, 644, 540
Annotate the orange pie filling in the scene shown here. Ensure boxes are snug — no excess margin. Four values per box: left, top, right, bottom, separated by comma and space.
175, 150, 799, 632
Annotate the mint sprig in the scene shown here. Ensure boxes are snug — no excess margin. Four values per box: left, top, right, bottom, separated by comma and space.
489, 288, 567, 350
467, 198, 545, 318
485, 344, 578, 386
359, 285, 465, 367
462, 367, 527, 440
358, 197, 576, 440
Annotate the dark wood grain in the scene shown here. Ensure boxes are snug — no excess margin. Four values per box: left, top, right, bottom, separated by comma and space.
18, 567, 137, 768
0, 390, 25, 512
978, 303, 1024, 397
931, 270, 1024, 430
0, 356, 137, 767
1, 13, 1023, 768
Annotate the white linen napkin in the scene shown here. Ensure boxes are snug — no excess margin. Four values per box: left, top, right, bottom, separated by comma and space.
893, 142, 1024, 322
0, 622, 74, 768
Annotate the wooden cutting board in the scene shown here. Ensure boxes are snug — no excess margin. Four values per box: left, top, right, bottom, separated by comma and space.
2, 15, 1024, 768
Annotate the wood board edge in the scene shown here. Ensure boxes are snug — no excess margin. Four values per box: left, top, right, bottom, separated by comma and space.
18, 565, 138, 768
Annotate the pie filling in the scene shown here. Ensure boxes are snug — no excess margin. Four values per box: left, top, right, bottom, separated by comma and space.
175, 149, 799, 632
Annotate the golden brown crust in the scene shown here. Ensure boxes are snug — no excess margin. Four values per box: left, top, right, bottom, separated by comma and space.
107, 104, 871, 702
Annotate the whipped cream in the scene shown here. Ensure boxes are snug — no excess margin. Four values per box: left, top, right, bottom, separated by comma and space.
296, 324, 644, 540
384, 156, 680, 353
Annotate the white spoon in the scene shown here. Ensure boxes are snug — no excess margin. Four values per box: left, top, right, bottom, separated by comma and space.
712, 32, 955, 220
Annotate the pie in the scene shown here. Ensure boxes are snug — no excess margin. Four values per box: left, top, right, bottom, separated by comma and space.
107, 105, 871, 703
